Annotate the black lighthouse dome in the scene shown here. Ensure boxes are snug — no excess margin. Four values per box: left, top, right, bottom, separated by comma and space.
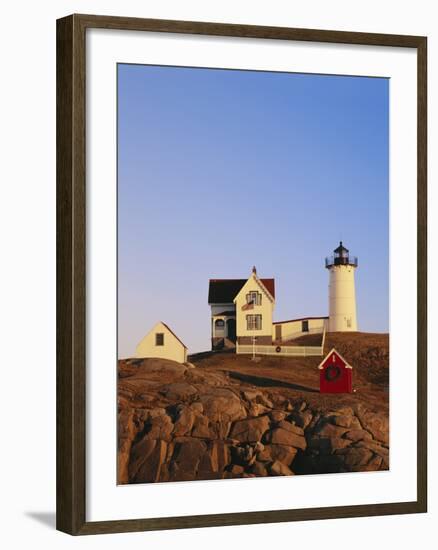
325, 241, 358, 268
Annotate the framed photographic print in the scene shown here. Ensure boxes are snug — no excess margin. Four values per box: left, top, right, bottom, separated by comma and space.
56, 14, 427, 535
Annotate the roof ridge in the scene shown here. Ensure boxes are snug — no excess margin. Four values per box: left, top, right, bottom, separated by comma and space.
209, 277, 275, 281
159, 321, 188, 349
208, 277, 275, 303
209, 278, 247, 282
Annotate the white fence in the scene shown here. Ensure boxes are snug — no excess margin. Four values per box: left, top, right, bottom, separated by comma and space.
237, 328, 326, 357
236, 344, 323, 357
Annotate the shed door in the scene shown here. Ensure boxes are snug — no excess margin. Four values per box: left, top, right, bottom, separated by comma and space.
275, 325, 282, 341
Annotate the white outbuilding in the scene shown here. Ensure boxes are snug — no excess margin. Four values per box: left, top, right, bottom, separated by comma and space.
135, 321, 188, 363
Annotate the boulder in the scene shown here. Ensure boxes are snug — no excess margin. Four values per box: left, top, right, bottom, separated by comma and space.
191, 414, 212, 439
306, 413, 321, 432
277, 420, 304, 436
288, 409, 313, 429
118, 410, 136, 484
251, 461, 268, 477
335, 447, 373, 471
170, 437, 207, 480
256, 446, 272, 462
270, 461, 294, 476
253, 441, 265, 454
362, 454, 383, 471
266, 444, 298, 465
129, 438, 167, 483
349, 416, 363, 430
165, 440, 175, 462
230, 464, 245, 476
118, 436, 133, 484
157, 462, 170, 482
259, 394, 274, 409
211, 440, 231, 472
269, 410, 287, 423
264, 428, 306, 450
314, 422, 349, 439
198, 389, 246, 423
160, 382, 198, 401
344, 429, 373, 442
143, 413, 174, 442
272, 395, 287, 407
308, 434, 351, 454
230, 415, 271, 443
209, 420, 231, 440
248, 403, 271, 417
190, 402, 204, 414
329, 437, 352, 451
198, 441, 231, 477
173, 405, 195, 436
133, 408, 151, 424
330, 406, 354, 417
355, 440, 389, 456
118, 410, 136, 440
295, 401, 307, 413
330, 415, 355, 428
243, 390, 262, 401
143, 407, 167, 420
356, 411, 389, 445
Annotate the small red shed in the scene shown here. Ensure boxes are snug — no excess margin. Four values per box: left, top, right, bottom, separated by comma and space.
318, 348, 353, 393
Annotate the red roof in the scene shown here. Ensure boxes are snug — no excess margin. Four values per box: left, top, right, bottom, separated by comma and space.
260, 278, 275, 298
208, 278, 275, 303
273, 316, 328, 325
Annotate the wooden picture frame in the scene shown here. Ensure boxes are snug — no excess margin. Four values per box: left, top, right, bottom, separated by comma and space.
56, 13, 427, 535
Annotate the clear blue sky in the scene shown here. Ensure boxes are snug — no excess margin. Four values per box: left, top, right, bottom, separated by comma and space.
118, 64, 389, 358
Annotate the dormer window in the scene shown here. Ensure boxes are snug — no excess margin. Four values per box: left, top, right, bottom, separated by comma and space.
155, 333, 164, 346
246, 291, 262, 306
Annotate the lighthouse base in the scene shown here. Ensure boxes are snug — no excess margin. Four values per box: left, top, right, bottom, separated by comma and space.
328, 316, 358, 332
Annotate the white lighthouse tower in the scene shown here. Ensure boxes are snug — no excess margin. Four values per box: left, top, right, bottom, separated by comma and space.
325, 242, 358, 332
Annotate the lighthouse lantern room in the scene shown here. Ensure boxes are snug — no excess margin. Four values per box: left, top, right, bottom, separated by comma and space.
325, 242, 358, 332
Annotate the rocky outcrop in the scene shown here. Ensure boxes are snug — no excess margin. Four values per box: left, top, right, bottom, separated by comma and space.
118, 357, 389, 483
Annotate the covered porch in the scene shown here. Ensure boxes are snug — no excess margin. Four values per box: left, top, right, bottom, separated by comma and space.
212, 311, 237, 348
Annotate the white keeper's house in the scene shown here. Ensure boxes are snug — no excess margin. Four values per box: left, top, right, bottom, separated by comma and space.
208, 242, 358, 352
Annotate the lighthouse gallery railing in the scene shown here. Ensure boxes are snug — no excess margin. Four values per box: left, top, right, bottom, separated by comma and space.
325, 256, 358, 268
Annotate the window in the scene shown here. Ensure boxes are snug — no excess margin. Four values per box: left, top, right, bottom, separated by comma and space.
215, 319, 225, 329
155, 333, 164, 346
302, 320, 309, 332
246, 291, 262, 305
246, 314, 262, 330
346, 318, 352, 328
